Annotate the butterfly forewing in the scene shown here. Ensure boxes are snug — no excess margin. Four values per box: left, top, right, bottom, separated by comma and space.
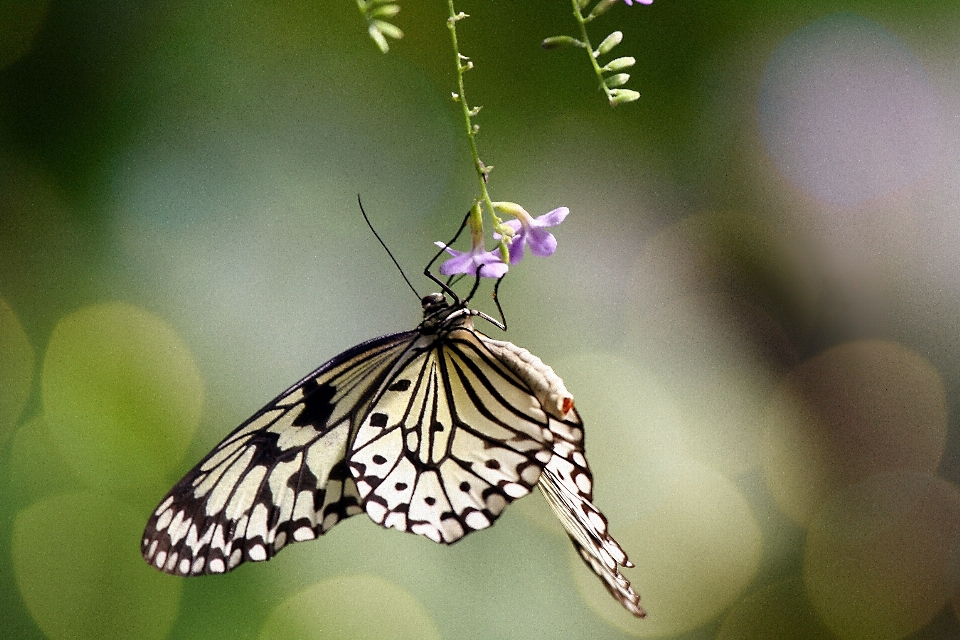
349, 327, 555, 544
142, 331, 416, 576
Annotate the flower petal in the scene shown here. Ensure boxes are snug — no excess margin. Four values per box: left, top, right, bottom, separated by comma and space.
535, 206, 569, 227
526, 227, 558, 257
434, 242, 508, 278
506, 235, 527, 265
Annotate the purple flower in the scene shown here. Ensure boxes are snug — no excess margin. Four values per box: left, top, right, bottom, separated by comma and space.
623, 0, 653, 5
495, 206, 569, 265
434, 241, 509, 278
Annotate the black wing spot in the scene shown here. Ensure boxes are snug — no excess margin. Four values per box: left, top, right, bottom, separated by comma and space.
287, 464, 318, 491
328, 459, 351, 481
459, 481, 470, 492
395, 482, 408, 491
430, 421, 444, 433
424, 496, 436, 506
292, 381, 337, 427
372, 454, 387, 465
485, 459, 501, 470
370, 413, 388, 428
389, 379, 411, 392
247, 431, 283, 466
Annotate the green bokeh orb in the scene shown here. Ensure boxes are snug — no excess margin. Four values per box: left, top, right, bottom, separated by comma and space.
260, 574, 442, 640
12, 491, 182, 640
715, 577, 834, 640
573, 455, 762, 637
8, 414, 78, 508
804, 472, 960, 640
41, 302, 203, 499
0, 296, 35, 443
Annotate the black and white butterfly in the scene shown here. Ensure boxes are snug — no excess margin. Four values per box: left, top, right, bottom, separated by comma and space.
141, 224, 645, 618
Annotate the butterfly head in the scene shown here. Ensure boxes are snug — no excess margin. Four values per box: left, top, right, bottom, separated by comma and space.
421, 292, 449, 315
419, 292, 473, 334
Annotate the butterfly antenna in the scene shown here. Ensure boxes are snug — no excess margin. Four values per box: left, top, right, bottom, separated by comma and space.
425, 209, 472, 306
491, 275, 508, 331
465, 265, 484, 303
358, 195, 420, 299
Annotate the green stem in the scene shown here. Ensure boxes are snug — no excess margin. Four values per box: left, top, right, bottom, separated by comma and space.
571, 0, 616, 105
446, 0, 502, 239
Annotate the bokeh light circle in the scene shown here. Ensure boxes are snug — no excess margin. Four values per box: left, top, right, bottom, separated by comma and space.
573, 455, 762, 637
715, 576, 834, 640
758, 13, 941, 207
762, 340, 947, 525
518, 351, 687, 535
8, 414, 78, 508
12, 491, 182, 640
259, 574, 442, 640
41, 302, 203, 498
0, 296, 35, 441
804, 472, 960, 640
625, 211, 810, 477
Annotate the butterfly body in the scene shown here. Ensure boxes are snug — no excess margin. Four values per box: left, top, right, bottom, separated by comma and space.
142, 292, 645, 617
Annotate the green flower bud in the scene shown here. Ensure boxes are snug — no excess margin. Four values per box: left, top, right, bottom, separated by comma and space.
373, 20, 403, 40
587, 0, 621, 20
601, 56, 636, 73
368, 24, 389, 53
604, 73, 630, 88
594, 31, 623, 58
609, 88, 641, 105
541, 35, 586, 50
368, 4, 400, 19
498, 240, 510, 265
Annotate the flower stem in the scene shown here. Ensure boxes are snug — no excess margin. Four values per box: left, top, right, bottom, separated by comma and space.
446, 0, 502, 239
571, 0, 617, 105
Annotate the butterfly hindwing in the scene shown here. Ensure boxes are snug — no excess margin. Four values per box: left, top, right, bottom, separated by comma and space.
349, 327, 556, 544
142, 331, 416, 576
538, 409, 646, 618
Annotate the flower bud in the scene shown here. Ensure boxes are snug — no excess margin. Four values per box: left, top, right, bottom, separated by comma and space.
368, 25, 389, 53
587, 0, 621, 20
594, 31, 623, 58
541, 36, 586, 50
498, 241, 510, 265
369, 4, 400, 19
605, 73, 630, 88
609, 88, 641, 105
373, 20, 403, 40
601, 56, 636, 73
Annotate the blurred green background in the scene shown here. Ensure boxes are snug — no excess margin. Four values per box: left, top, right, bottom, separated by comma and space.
4, 0, 960, 638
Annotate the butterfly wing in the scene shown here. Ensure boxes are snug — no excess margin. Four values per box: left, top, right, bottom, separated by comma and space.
142, 304, 643, 615
476, 333, 645, 618
538, 409, 646, 618
142, 331, 417, 576
348, 326, 557, 544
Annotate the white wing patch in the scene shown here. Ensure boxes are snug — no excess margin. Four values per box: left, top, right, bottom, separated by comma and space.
142, 332, 414, 575
349, 329, 556, 544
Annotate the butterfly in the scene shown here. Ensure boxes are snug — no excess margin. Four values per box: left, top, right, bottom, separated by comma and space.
141, 242, 645, 619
